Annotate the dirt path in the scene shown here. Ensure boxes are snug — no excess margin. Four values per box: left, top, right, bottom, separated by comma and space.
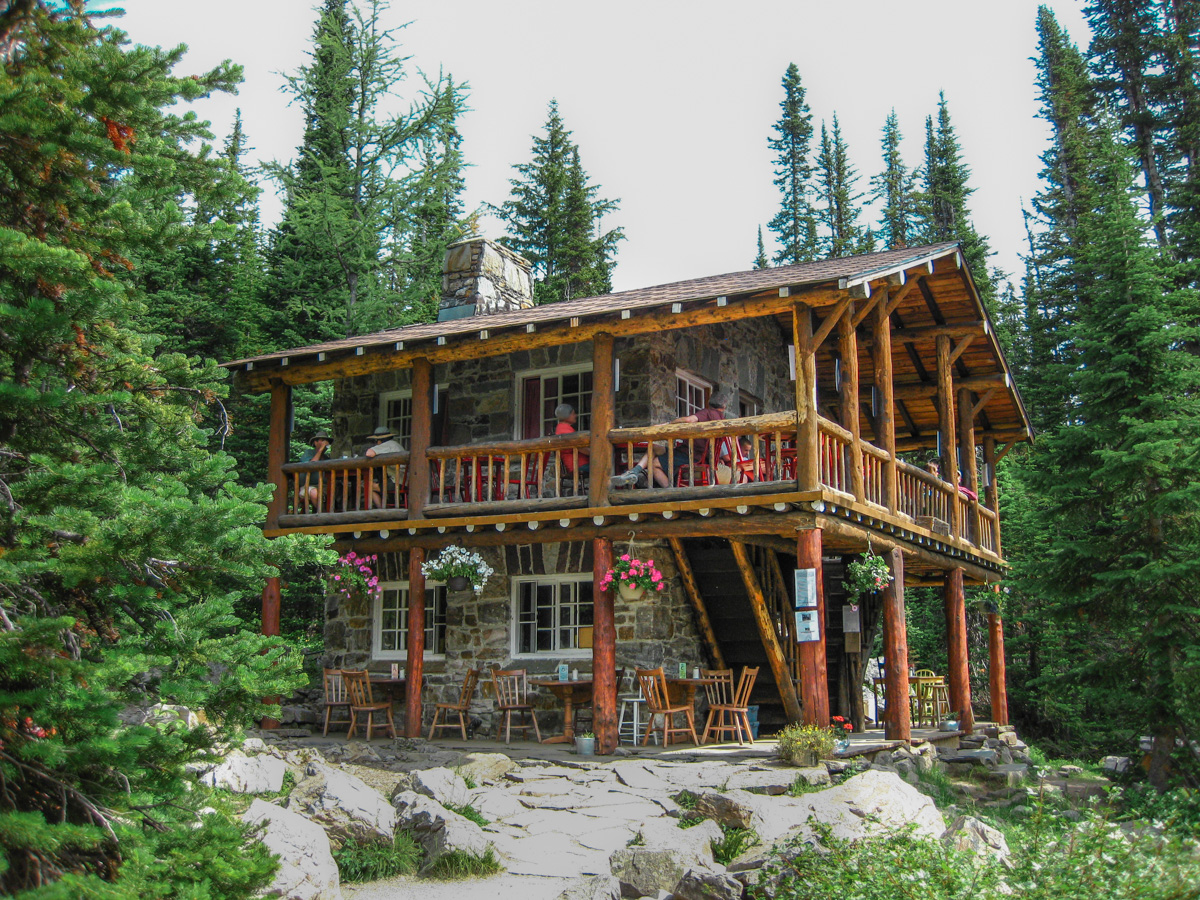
343, 872, 576, 899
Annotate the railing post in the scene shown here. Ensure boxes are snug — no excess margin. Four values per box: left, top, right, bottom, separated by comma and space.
590, 333, 615, 509
870, 292, 897, 513
409, 358, 432, 519
793, 304, 820, 492
935, 335, 960, 537
266, 382, 290, 529
838, 301, 864, 502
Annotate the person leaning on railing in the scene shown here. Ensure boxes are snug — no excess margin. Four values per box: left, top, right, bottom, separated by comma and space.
610, 393, 729, 489
364, 426, 404, 508
299, 429, 330, 512
554, 403, 590, 480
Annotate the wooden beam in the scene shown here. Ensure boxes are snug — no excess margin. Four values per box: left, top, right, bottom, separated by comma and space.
883, 280, 916, 316
730, 540, 804, 723
957, 386, 980, 507
892, 373, 1009, 400
589, 333, 615, 509
408, 358, 432, 519
794, 304, 820, 491
871, 292, 898, 512
668, 537, 727, 669
592, 537, 617, 754
988, 606, 1009, 726
795, 528, 830, 726
266, 383, 290, 529
944, 568, 973, 732
994, 441, 1017, 465
813, 515, 999, 583
406, 549, 425, 738
970, 388, 998, 419
936, 335, 959, 538
889, 321, 985, 344
948, 335, 976, 366
811, 297, 851, 349
234, 286, 849, 392
881, 547, 911, 741
850, 293, 880, 328
838, 302, 865, 502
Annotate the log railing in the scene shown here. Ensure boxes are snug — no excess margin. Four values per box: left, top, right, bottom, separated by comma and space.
280, 451, 410, 518
817, 419, 853, 497
862, 443, 888, 508
977, 504, 999, 554
895, 458, 954, 525
426, 432, 590, 505
753, 545, 802, 685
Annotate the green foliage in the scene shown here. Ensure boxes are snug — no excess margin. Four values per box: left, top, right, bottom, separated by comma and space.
787, 775, 831, 797
767, 63, 818, 265
914, 765, 958, 809
422, 846, 503, 880
677, 814, 707, 829
815, 115, 873, 258
776, 723, 836, 763
1110, 785, 1200, 835
445, 802, 489, 827
711, 825, 758, 866
870, 109, 917, 250
675, 789, 699, 810
754, 226, 769, 270
333, 831, 422, 883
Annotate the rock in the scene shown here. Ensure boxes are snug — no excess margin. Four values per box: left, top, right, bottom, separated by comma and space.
243, 799, 343, 900
941, 749, 998, 767
872, 750, 894, 768
788, 767, 832, 787
242, 737, 268, 754
985, 764, 1028, 788
410, 766, 470, 808
893, 758, 917, 780
672, 867, 744, 900
454, 752, 517, 786
201, 751, 286, 794
804, 769, 946, 841
609, 819, 723, 898
286, 762, 395, 845
942, 815, 1011, 867
393, 790, 491, 865
1058, 809, 1082, 822
555, 875, 623, 900
1102, 756, 1131, 775
613, 762, 673, 793
690, 790, 763, 831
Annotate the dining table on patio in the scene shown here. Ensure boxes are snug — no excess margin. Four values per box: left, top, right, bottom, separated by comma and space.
368, 674, 406, 711
872, 674, 944, 726
664, 676, 715, 711
530, 677, 594, 744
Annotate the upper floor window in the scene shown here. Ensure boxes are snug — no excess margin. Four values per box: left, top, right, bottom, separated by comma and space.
372, 581, 448, 660
739, 390, 762, 418
379, 386, 449, 449
676, 369, 712, 418
513, 575, 593, 657
517, 366, 593, 440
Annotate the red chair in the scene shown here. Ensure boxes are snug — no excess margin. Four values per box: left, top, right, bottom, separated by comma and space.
675, 436, 735, 487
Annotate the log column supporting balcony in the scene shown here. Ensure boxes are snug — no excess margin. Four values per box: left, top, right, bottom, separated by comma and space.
837, 301, 864, 503
870, 290, 898, 512
793, 304, 820, 492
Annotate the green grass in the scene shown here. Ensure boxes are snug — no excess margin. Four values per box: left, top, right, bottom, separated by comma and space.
712, 825, 758, 866
914, 765, 960, 809
334, 832, 422, 883
787, 774, 831, 797
445, 802, 489, 827
677, 813, 707, 829
675, 789, 699, 810
423, 847, 503, 880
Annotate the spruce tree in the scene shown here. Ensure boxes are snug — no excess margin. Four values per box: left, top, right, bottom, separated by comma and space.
767, 63, 818, 265
754, 225, 769, 269
815, 115, 871, 258
493, 100, 623, 304
870, 109, 916, 250
0, 4, 321, 893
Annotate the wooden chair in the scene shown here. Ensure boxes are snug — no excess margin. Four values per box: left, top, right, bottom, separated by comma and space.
427, 669, 480, 741
636, 667, 698, 747
490, 669, 541, 744
674, 436, 734, 488
342, 669, 396, 740
913, 669, 937, 726
699, 668, 733, 743
322, 668, 352, 737
702, 666, 758, 745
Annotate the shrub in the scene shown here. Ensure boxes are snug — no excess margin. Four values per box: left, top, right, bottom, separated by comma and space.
776, 723, 836, 764
334, 832, 422, 883
423, 847, 503, 880
445, 802, 489, 827
712, 825, 759, 866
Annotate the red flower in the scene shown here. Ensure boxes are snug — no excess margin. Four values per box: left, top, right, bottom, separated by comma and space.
843, 723, 853, 732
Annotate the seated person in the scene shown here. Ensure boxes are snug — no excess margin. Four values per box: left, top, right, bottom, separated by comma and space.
554, 403, 589, 480
299, 429, 330, 512
611, 393, 729, 488
364, 426, 405, 508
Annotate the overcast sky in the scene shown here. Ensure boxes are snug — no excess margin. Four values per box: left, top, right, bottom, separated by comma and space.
112, 1, 1091, 294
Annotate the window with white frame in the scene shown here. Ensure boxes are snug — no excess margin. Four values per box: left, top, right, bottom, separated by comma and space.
513, 576, 594, 656
739, 390, 762, 418
676, 369, 712, 418
373, 581, 448, 659
516, 366, 593, 440
378, 386, 448, 449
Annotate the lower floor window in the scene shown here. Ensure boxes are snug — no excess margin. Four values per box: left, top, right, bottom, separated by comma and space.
374, 582, 447, 658
515, 577, 593, 655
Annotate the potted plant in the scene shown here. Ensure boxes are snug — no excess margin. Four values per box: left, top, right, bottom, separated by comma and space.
843, 546, 893, 599
832, 716, 854, 753
599, 553, 666, 601
939, 711, 961, 732
776, 723, 837, 767
574, 731, 596, 756
421, 546, 494, 594
328, 551, 382, 615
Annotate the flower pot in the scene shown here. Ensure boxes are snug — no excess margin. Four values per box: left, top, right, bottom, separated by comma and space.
617, 582, 645, 601
939, 720, 960, 733
789, 749, 818, 767
574, 736, 596, 757
446, 575, 472, 593
834, 738, 851, 754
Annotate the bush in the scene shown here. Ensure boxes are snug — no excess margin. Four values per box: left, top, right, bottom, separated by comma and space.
1110, 784, 1200, 835
423, 847, 503, 880
712, 825, 758, 865
334, 832, 422, 883
776, 723, 836, 764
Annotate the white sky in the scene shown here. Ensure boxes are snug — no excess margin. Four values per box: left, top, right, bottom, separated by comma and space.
112, 0, 1090, 294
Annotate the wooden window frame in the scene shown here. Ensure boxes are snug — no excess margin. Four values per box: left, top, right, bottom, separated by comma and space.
513, 363, 594, 440
371, 581, 448, 661
378, 384, 447, 450
675, 368, 713, 418
511, 574, 594, 659
739, 390, 762, 418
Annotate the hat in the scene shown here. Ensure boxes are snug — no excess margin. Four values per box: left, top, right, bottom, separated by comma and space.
368, 426, 396, 441
311, 430, 330, 443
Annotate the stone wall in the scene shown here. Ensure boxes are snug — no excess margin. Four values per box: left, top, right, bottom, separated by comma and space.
440, 236, 534, 317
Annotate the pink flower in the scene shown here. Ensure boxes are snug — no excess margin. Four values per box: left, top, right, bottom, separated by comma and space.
333, 575, 341, 581
620, 554, 630, 562
656, 583, 665, 591
651, 571, 662, 582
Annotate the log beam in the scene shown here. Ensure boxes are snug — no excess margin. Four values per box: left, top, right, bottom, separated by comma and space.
944, 568, 973, 732
838, 302, 864, 502
266, 383, 290, 529
730, 540, 804, 723
794, 304, 820, 491
988, 606, 1009, 726
795, 528, 830, 726
668, 537, 726, 669
811, 297, 851, 349
891, 373, 1009, 401
881, 547, 911, 741
592, 537, 618, 754
935, 335, 960, 536
406, 549, 426, 738
889, 320, 986, 343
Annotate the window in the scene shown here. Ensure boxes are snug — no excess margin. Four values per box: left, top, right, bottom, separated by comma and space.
379, 386, 448, 449
517, 366, 593, 440
513, 576, 594, 656
372, 581, 448, 660
676, 369, 712, 418
739, 391, 762, 418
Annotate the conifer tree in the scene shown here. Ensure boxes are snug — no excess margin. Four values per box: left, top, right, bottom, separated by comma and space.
870, 109, 916, 250
754, 226, 769, 269
815, 115, 872, 258
767, 63, 818, 265
493, 100, 623, 303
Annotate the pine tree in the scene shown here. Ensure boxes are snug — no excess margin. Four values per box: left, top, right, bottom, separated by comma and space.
767, 63, 818, 265
870, 109, 916, 250
815, 115, 871, 258
753, 225, 769, 269
493, 100, 623, 304
0, 4, 321, 893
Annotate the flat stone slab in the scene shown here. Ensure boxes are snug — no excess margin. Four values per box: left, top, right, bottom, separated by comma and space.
941, 749, 998, 766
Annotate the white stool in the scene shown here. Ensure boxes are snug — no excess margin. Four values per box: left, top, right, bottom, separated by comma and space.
617, 669, 658, 745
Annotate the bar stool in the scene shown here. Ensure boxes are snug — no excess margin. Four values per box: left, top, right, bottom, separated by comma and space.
617, 668, 657, 745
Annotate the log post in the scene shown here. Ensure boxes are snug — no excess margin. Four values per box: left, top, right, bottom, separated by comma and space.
592, 537, 618, 754
260, 576, 282, 729
943, 568, 973, 732
958, 386, 979, 544
793, 304, 820, 492
871, 291, 897, 512
589, 334, 615, 509
730, 540, 804, 723
988, 601, 1009, 726
795, 528, 830, 726
266, 383, 291, 529
838, 303, 864, 502
405, 548, 426, 738
935, 335, 959, 536
983, 436, 1001, 556
668, 537, 726, 669
408, 358, 432, 519
881, 547, 911, 741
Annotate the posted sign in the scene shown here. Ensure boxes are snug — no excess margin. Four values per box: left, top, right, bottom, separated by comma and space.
795, 608, 821, 642
794, 568, 818, 609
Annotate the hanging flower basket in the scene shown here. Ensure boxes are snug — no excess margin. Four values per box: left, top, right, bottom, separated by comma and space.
328, 551, 382, 615
600, 552, 665, 600
422, 547, 494, 595
843, 546, 893, 599
618, 582, 646, 601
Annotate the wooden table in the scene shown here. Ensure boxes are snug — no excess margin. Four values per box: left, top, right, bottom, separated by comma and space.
664, 676, 715, 709
530, 678, 593, 744
368, 676, 406, 708
872, 675, 943, 726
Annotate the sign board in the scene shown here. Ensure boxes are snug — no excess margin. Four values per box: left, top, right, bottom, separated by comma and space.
842, 604, 861, 633
795, 608, 821, 642
794, 568, 818, 609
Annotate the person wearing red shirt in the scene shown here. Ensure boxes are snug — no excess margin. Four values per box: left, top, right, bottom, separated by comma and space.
554, 404, 589, 479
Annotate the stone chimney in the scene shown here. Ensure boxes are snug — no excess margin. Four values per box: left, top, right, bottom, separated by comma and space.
439, 236, 534, 321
